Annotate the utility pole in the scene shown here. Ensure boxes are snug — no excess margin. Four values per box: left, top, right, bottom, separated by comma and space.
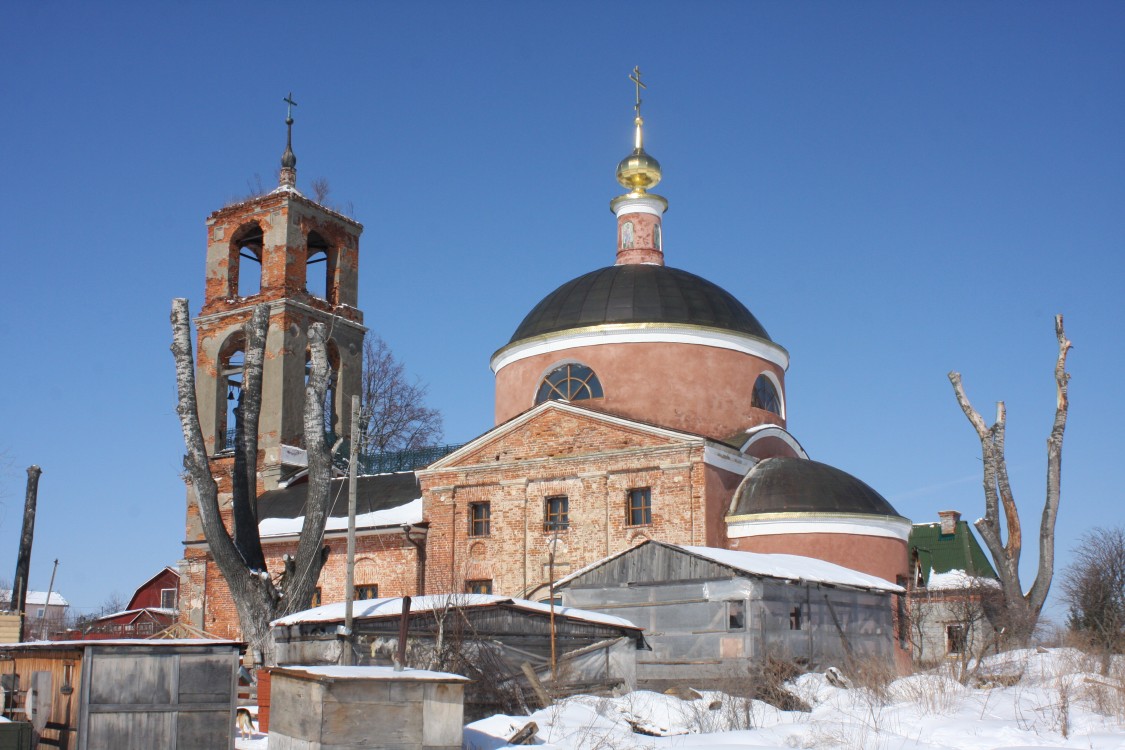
11, 466, 42, 642
341, 395, 360, 665
41, 559, 58, 640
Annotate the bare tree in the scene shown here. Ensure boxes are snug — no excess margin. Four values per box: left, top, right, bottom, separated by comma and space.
948, 314, 1072, 644
1062, 527, 1125, 660
172, 299, 335, 665
359, 335, 444, 454
311, 177, 331, 204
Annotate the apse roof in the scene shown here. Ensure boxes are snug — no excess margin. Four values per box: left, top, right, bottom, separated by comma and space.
508, 264, 772, 345
730, 457, 905, 519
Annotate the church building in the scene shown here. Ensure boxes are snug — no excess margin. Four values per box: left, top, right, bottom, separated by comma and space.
178, 78, 912, 659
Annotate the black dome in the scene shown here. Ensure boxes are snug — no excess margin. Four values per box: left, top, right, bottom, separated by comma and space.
508, 265, 772, 345
731, 458, 905, 518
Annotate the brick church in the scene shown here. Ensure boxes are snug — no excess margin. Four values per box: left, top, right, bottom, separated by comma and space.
178, 82, 912, 640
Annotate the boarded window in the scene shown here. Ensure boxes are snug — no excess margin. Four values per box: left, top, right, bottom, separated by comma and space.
545, 496, 569, 532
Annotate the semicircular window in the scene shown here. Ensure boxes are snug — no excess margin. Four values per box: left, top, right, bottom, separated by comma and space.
751, 374, 782, 416
536, 364, 604, 404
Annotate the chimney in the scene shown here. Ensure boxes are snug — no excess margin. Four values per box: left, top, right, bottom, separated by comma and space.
938, 510, 961, 536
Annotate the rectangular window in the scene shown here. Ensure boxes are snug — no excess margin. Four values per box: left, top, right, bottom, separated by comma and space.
465, 579, 493, 595
356, 584, 379, 600
627, 488, 652, 526
544, 496, 569, 532
469, 502, 491, 537
160, 588, 177, 610
312, 587, 322, 607
789, 606, 802, 630
727, 600, 746, 631
947, 624, 966, 654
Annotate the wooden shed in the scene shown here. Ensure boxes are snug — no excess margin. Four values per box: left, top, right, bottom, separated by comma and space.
271, 594, 645, 719
0, 638, 243, 749
558, 541, 905, 692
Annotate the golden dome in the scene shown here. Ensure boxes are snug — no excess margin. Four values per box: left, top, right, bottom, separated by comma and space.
616, 145, 662, 193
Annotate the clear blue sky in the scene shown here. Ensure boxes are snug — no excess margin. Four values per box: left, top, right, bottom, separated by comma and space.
2, 2, 1122, 622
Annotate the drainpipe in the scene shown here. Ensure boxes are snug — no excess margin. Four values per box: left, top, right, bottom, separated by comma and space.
403, 525, 427, 596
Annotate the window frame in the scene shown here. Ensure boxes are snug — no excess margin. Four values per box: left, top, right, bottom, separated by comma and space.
160, 588, 177, 610
469, 501, 491, 537
751, 372, 784, 418
355, 584, 379, 601
535, 363, 604, 405
465, 579, 493, 595
626, 487, 652, 527
946, 624, 967, 654
544, 496, 569, 532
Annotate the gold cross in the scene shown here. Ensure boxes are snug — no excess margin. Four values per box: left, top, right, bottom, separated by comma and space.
629, 66, 646, 116
283, 92, 298, 122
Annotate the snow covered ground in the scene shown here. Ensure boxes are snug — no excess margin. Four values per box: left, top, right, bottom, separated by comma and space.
236, 648, 1125, 749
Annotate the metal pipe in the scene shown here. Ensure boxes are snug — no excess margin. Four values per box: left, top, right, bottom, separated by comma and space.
395, 596, 412, 671
342, 395, 360, 665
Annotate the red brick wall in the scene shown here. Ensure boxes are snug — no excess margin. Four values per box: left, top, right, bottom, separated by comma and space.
420, 409, 733, 599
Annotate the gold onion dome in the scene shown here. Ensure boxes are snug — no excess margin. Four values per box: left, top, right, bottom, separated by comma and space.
616, 134, 662, 193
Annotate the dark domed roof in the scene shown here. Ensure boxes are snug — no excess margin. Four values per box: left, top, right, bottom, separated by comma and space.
508, 265, 771, 345
730, 458, 904, 518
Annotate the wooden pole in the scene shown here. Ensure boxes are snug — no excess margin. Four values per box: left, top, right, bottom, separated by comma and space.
12, 466, 42, 642
40, 559, 58, 640
548, 530, 557, 683
342, 395, 360, 666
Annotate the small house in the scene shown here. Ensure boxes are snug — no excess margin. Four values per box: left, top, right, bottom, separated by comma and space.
909, 510, 1002, 665
271, 594, 645, 718
69, 567, 180, 640
0, 591, 69, 641
557, 540, 904, 693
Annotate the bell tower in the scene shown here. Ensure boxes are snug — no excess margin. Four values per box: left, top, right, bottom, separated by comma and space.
193, 96, 365, 492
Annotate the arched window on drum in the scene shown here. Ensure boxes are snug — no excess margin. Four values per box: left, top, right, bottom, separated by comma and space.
751, 374, 782, 416
535, 364, 603, 404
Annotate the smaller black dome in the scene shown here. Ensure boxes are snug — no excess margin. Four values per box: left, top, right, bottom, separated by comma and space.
508, 265, 772, 345
731, 458, 904, 518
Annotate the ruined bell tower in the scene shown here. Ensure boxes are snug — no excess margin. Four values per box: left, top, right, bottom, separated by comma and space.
192, 97, 365, 495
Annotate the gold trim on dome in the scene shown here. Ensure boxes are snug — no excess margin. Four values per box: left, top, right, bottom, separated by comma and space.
492, 320, 790, 362
725, 510, 911, 524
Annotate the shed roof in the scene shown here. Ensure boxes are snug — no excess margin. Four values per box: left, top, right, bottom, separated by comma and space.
271, 594, 640, 631
558, 540, 903, 593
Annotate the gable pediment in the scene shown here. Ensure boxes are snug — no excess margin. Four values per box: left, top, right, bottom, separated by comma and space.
425, 402, 703, 471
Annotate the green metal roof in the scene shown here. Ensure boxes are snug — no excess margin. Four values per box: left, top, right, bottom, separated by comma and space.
909, 520, 998, 586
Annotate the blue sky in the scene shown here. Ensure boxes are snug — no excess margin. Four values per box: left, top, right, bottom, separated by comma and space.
2, 2, 1122, 621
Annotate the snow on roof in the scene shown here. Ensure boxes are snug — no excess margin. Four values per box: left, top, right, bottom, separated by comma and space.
90, 607, 178, 622
271, 593, 639, 630
0, 590, 68, 606
276, 665, 469, 682
0, 638, 240, 649
556, 542, 902, 593
259, 497, 423, 538
679, 546, 904, 593
925, 569, 1002, 591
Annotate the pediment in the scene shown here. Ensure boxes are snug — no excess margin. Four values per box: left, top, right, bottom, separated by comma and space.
427, 401, 703, 470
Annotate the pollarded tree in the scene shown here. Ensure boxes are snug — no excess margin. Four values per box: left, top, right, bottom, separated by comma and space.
948, 315, 1072, 645
171, 299, 334, 666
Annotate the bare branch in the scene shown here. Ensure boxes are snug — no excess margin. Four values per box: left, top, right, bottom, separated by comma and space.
231, 304, 269, 571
